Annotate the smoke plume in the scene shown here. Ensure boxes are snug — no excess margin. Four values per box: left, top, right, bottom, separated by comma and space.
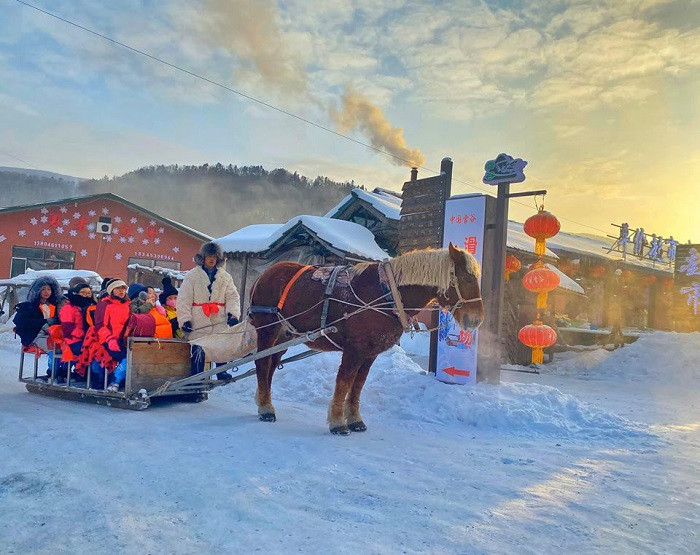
202, 0, 306, 94
330, 87, 425, 168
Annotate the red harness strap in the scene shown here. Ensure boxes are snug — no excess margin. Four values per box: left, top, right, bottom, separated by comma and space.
277, 265, 313, 311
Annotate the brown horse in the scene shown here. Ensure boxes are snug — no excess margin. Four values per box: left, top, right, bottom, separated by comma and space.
249, 243, 483, 435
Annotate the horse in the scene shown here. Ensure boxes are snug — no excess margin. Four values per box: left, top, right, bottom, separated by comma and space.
248, 243, 483, 435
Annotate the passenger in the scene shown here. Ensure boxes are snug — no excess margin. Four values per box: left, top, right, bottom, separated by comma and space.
146, 285, 173, 338
159, 276, 182, 338
13, 276, 64, 380
74, 277, 119, 384
59, 282, 96, 371
177, 241, 240, 381
97, 280, 131, 392
128, 283, 152, 314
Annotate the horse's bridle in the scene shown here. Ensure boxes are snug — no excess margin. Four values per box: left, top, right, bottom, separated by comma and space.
443, 271, 482, 311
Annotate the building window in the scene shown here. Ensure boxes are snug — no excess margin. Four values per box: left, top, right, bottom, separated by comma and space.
11, 246, 75, 277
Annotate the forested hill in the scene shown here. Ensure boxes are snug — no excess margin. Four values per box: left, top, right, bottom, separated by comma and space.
0, 164, 361, 236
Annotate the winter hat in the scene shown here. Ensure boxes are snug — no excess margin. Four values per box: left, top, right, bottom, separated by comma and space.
159, 276, 179, 305
68, 276, 88, 289
106, 280, 127, 296
100, 277, 115, 292
71, 282, 92, 295
194, 241, 224, 267
127, 282, 148, 300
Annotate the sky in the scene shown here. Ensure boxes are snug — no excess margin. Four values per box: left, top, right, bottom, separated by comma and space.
1, 0, 698, 241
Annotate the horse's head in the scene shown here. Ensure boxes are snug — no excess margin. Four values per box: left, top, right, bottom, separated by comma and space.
438, 243, 484, 330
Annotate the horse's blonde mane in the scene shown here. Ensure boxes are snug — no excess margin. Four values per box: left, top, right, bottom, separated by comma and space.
354, 247, 481, 295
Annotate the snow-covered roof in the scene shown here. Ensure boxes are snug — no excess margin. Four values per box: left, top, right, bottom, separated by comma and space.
127, 264, 186, 281
524, 224, 674, 274
0, 269, 103, 289
325, 188, 402, 221
215, 216, 389, 261
544, 263, 585, 295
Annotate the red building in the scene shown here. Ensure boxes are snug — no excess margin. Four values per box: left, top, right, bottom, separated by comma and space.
0, 193, 210, 280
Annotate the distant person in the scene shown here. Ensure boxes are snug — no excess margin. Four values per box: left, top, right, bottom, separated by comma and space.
178, 242, 240, 381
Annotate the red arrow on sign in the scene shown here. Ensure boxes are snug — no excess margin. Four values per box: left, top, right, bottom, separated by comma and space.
442, 366, 470, 377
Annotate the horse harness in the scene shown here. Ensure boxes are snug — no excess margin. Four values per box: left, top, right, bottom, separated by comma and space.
248, 260, 481, 336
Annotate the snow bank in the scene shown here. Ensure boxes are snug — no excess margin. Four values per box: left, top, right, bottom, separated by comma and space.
542, 331, 700, 383
216, 345, 650, 441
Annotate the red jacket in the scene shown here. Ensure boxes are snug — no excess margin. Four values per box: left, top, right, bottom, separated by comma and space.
59, 302, 85, 346
97, 296, 131, 346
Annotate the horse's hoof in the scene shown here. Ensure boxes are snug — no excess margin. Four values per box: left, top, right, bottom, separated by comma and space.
330, 426, 351, 435
348, 420, 367, 432
259, 413, 276, 422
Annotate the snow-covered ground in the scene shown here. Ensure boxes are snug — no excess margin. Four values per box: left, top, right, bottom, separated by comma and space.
0, 331, 698, 553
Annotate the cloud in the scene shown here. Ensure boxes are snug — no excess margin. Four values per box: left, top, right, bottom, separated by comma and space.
330, 87, 425, 168
190, 0, 307, 96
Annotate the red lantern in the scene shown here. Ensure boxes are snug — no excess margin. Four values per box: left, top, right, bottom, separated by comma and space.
505, 254, 522, 281
523, 206, 561, 256
645, 275, 657, 286
518, 321, 557, 364
522, 262, 560, 309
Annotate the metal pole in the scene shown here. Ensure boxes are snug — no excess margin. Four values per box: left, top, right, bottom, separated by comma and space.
485, 181, 510, 384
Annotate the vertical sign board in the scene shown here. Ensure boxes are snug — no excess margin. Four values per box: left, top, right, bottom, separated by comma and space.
435, 195, 487, 384
674, 244, 700, 331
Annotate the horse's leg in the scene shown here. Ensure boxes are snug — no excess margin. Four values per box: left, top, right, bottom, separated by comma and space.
254, 325, 282, 422
328, 349, 363, 435
344, 355, 377, 433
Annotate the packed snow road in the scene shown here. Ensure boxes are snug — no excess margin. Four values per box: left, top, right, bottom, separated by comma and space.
0, 331, 698, 553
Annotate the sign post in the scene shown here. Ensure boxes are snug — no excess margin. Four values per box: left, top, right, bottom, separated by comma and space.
479, 153, 527, 383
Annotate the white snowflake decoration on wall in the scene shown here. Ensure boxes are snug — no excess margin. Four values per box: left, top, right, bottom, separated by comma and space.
30, 218, 38, 226
119, 237, 127, 243
88, 210, 96, 217
114, 216, 122, 223
41, 208, 48, 215
153, 237, 160, 245
136, 227, 144, 234
42, 229, 50, 236
69, 230, 77, 237
172, 246, 180, 253
142, 238, 149, 245
102, 207, 109, 215
87, 223, 96, 231
158, 227, 165, 234
59, 206, 67, 213
73, 212, 81, 219
112, 227, 119, 235
149, 220, 156, 226
88, 232, 96, 239
62, 218, 70, 226
130, 217, 137, 224
56, 227, 64, 234
105, 235, 112, 243
128, 236, 135, 243
0, 235, 6, 242
115, 253, 122, 260
40, 216, 48, 224
80, 249, 88, 257
18, 230, 26, 237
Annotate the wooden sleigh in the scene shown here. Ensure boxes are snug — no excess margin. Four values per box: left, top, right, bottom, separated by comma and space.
18, 327, 329, 410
